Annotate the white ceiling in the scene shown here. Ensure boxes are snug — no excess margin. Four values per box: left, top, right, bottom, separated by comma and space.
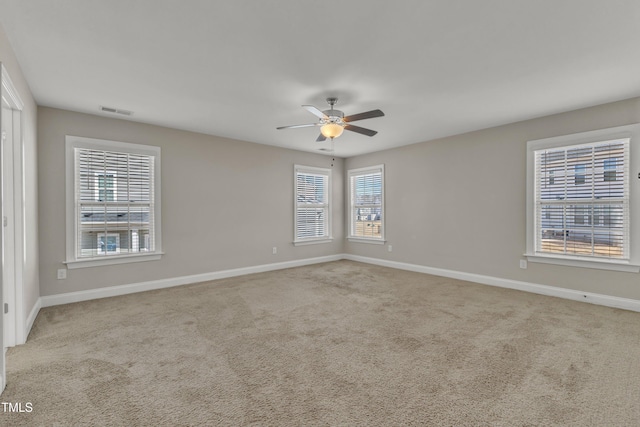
1, 1, 640, 158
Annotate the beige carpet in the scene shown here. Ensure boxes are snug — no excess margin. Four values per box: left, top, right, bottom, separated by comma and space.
2, 260, 639, 426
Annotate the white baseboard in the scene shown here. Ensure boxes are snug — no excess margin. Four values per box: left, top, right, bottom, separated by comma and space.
32, 252, 640, 339
24, 297, 42, 342
344, 254, 640, 313
40, 254, 343, 308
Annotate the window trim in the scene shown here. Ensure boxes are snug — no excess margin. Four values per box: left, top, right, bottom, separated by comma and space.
347, 164, 385, 244
525, 124, 640, 272
65, 135, 163, 269
293, 165, 332, 245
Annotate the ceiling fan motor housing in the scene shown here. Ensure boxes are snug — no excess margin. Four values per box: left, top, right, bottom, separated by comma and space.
322, 109, 344, 124
322, 97, 344, 124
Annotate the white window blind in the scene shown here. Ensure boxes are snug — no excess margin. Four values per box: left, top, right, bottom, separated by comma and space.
349, 165, 384, 241
294, 166, 331, 243
534, 139, 629, 259
66, 136, 162, 267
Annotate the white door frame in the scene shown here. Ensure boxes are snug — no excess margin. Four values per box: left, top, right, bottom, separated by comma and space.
0, 63, 26, 392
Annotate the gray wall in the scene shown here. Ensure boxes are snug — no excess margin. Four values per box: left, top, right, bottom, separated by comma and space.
345, 96, 640, 301
38, 107, 344, 296
36, 93, 640, 302
0, 24, 39, 324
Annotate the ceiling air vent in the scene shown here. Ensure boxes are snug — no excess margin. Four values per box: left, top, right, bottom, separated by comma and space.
99, 106, 133, 116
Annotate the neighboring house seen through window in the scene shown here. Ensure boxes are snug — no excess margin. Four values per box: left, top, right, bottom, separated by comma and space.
96, 173, 116, 201
574, 164, 586, 185
526, 124, 640, 272
348, 165, 385, 243
65, 136, 162, 268
604, 158, 617, 182
536, 140, 627, 258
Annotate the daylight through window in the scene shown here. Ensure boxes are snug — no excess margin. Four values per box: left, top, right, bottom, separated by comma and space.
534, 139, 629, 259
348, 165, 384, 242
294, 165, 331, 244
66, 136, 162, 266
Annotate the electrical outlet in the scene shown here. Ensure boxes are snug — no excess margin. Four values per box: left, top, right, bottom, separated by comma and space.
57, 268, 67, 280
388, 245, 393, 252
272, 247, 277, 255
519, 260, 527, 269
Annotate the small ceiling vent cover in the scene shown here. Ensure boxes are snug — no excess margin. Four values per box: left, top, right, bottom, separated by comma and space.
100, 106, 133, 116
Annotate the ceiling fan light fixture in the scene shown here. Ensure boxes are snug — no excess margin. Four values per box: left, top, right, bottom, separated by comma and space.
321, 123, 344, 139
278, 97, 383, 142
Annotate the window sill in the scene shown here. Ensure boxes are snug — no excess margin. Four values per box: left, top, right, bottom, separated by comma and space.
293, 238, 333, 246
524, 253, 640, 273
347, 237, 386, 245
65, 252, 164, 269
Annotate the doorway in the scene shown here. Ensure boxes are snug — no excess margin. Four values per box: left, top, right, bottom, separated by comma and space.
1, 64, 25, 392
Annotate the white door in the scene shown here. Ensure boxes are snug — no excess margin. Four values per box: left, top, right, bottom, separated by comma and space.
0, 100, 7, 392
1, 64, 25, 392
1, 104, 16, 349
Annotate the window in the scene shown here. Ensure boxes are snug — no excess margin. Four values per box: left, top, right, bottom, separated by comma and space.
574, 164, 586, 185
65, 136, 162, 268
604, 158, 617, 182
96, 173, 116, 201
294, 165, 331, 245
526, 124, 640, 272
97, 233, 120, 255
348, 165, 385, 243
537, 141, 627, 258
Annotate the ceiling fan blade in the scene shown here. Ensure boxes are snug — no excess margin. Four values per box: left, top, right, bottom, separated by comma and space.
302, 105, 328, 119
343, 109, 384, 123
276, 123, 320, 130
316, 133, 327, 142
344, 124, 378, 137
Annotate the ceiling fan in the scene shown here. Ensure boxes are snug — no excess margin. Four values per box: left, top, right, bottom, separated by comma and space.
277, 97, 384, 142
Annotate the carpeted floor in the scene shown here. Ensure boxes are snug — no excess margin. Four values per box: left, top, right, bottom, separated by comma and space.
1, 260, 639, 426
